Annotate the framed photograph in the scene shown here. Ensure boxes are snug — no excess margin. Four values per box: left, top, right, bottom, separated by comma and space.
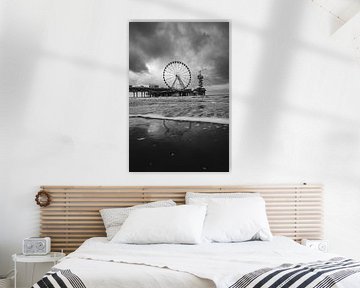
129, 21, 229, 172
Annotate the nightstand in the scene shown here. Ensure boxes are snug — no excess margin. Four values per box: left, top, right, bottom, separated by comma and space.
12, 252, 65, 288
301, 239, 328, 252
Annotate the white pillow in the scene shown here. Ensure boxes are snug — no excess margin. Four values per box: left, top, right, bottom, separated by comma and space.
202, 197, 272, 243
111, 205, 207, 244
186, 192, 259, 204
100, 200, 176, 240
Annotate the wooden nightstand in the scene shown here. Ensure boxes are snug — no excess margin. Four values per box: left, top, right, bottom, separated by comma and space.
12, 252, 65, 288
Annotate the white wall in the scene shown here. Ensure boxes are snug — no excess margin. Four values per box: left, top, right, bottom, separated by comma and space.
1, 0, 360, 284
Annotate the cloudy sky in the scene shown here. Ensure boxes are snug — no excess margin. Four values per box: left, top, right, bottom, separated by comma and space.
129, 22, 229, 93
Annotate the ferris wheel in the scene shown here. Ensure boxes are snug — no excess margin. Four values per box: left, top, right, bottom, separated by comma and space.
163, 61, 191, 90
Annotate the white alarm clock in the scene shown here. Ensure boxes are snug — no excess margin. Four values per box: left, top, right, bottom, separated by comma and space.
301, 239, 328, 252
23, 237, 51, 255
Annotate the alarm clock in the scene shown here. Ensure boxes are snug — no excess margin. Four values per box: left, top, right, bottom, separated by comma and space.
301, 239, 328, 252
23, 237, 51, 255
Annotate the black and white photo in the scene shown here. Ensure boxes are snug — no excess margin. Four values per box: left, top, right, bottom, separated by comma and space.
129, 21, 230, 172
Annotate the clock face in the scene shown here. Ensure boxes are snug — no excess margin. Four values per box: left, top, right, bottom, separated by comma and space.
318, 242, 327, 252
26, 242, 33, 249
36, 241, 45, 250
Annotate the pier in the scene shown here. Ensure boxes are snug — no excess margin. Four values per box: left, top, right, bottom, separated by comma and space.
129, 63, 206, 98
129, 86, 193, 97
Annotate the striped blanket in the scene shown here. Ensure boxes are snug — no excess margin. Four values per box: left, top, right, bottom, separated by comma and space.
32, 258, 360, 288
32, 268, 86, 288
230, 258, 360, 288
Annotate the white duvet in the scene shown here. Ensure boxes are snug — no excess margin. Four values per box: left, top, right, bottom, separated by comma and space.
53, 237, 360, 288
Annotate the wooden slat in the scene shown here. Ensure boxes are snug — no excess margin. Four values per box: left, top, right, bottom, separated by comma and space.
39, 184, 323, 253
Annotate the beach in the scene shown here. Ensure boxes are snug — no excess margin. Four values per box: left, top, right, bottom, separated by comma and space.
129, 117, 229, 172
129, 94, 229, 119
129, 94, 229, 172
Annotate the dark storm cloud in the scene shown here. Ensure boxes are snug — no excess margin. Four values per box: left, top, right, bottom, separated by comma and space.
130, 22, 160, 37
129, 22, 229, 86
129, 50, 148, 73
186, 24, 211, 53
212, 54, 229, 84
209, 22, 229, 84
209, 22, 229, 85
130, 22, 174, 58
129, 22, 174, 74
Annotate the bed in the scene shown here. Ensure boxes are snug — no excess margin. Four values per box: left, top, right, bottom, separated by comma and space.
33, 185, 360, 288
33, 236, 360, 288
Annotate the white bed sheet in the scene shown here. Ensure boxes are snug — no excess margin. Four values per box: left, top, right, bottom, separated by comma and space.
56, 237, 214, 288
54, 236, 360, 288
55, 258, 214, 288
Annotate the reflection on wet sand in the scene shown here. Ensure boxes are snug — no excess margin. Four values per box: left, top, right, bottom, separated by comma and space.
130, 117, 229, 172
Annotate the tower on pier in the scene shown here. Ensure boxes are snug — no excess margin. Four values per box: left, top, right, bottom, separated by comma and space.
193, 70, 206, 96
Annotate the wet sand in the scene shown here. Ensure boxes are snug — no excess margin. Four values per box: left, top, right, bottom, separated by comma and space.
129, 94, 229, 118
129, 117, 229, 172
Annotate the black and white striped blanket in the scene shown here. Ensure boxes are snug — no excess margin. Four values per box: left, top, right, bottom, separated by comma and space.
230, 257, 360, 288
32, 258, 360, 288
32, 268, 86, 288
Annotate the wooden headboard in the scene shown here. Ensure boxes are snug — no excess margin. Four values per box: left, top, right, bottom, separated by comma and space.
39, 184, 323, 253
